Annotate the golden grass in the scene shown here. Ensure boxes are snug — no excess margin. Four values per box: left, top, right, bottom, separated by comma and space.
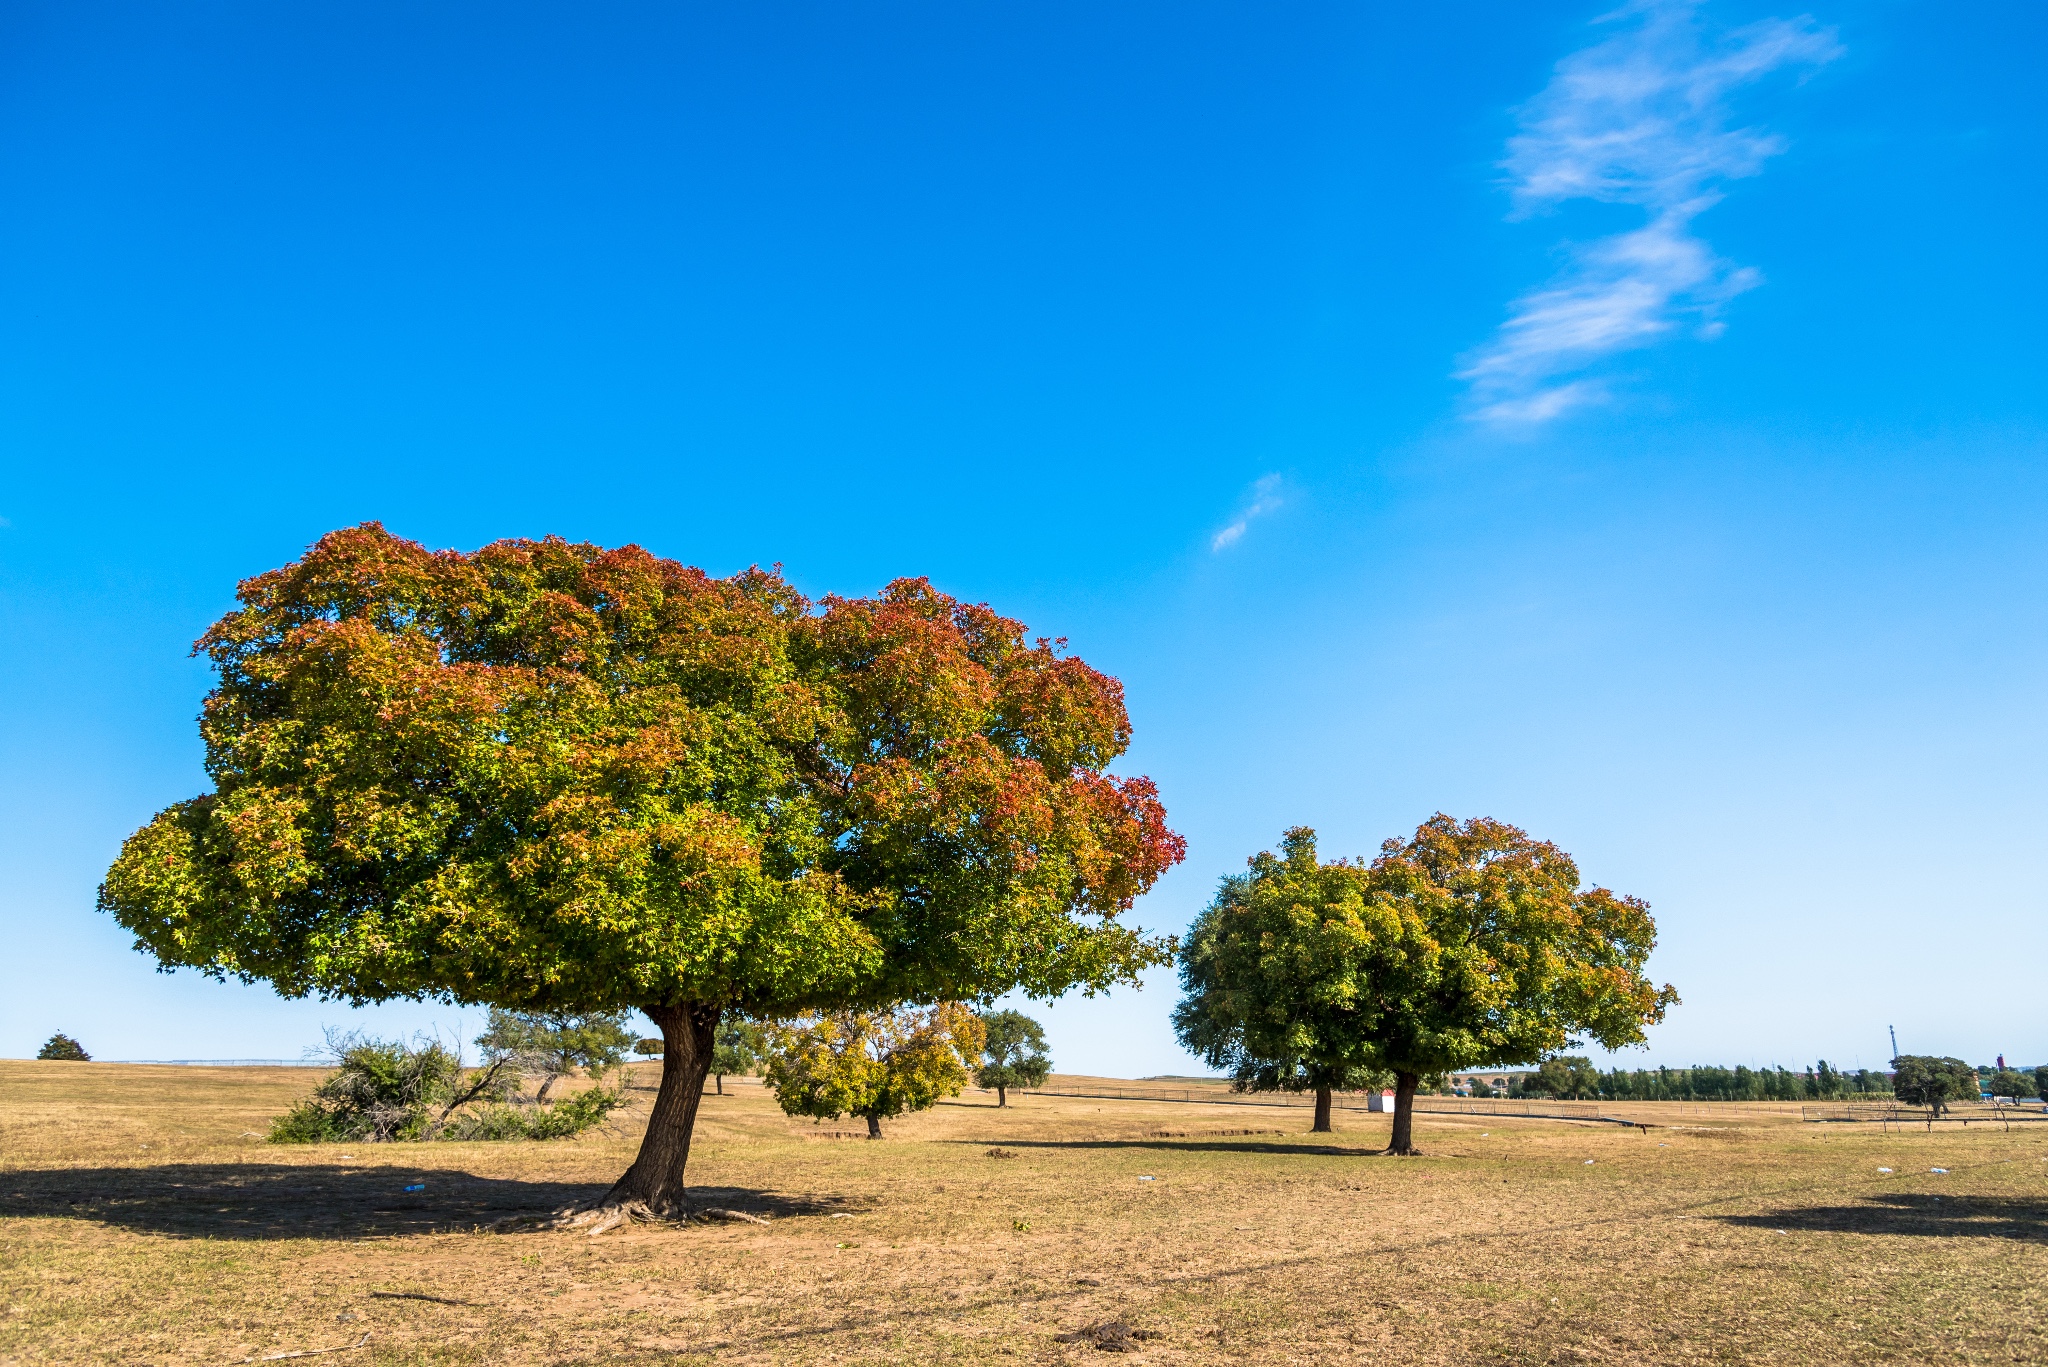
3, 1060, 2046, 1365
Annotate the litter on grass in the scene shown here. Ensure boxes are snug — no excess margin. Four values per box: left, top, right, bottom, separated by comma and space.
402, 1184, 425, 1192
1930, 1167, 1949, 1174
1583, 1160, 1594, 1165
1878, 1167, 1892, 1173
1137, 1176, 1156, 1182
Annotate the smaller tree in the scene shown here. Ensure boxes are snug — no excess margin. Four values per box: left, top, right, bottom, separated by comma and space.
1529, 1057, 1600, 1100
1986, 1068, 2034, 1100
633, 1038, 664, 1058
1890, 1055, 1978, 1127
974, 1010, 1053, 1107
37, 1033, 91, 1061
764, 1005, 986, 1138
476, 1010, 636, 1102
710, 1019, 766, 1095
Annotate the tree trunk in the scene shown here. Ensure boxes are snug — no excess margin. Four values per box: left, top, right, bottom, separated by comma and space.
715, 1073, 724, 1096
866, 1114, 883, 1140
1385, 1071, 1420, 1155
997, 1085, 1008, 1108
1312, 1085, 1333, 1133
599, 1002, 719, 1216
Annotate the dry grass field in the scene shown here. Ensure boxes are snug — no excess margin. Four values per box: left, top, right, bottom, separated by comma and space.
3, 1061, 2046, 1366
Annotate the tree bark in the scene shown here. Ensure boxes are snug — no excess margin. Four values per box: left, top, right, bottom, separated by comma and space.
1312, 1085, 1333, 1133
1385, 1071, 1421, 1155
715, 1073, 724, 1096
599, 1002, 719, 1215
866, 1113, 883, 1139
997, 1085, 1008, 1108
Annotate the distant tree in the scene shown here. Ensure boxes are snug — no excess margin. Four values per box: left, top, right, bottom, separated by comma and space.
97, 526, 1180, 1218
1987, 1068, 2033, 1100
1529, 1057, 1600, 1100
973, 1010, 1052, 1107
1889, 1055, 1978, 1125
476, 1009, 637, 1102
37, 1033, 90, 1061
764, 1005, 986, 1138
633, 1038, 664, 1058
710, 1019, 766, 1095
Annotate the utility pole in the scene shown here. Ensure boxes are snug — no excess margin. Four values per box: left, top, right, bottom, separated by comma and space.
1889, 1025, 1899, 1060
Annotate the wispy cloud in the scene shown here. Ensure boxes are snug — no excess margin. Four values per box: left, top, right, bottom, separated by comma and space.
1211, 474, 1283, 552
1461, 0, 1839, 424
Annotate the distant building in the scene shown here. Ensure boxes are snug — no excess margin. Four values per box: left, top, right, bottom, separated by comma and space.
1451, 1070, 1535, 1095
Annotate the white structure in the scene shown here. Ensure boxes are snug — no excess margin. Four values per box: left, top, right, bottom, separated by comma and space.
1366, 1090, 1398, 1112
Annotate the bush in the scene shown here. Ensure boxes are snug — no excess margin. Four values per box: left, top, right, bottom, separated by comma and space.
37, 1033, 91, 1061
440, 1085, 630, 1141
267, 1028, 627, 1145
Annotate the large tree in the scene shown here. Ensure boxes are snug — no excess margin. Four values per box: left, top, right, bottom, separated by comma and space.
1359, 815, 1676, 1153
1177, 820, 1674, 1155
1174, 830, 1390, 1133
98, 525, 1182, 1218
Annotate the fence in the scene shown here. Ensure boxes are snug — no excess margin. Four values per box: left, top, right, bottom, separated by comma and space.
1802, 1101, 2048, 1126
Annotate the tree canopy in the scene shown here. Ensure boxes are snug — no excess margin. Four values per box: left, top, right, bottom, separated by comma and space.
1889, 1055, 1978, 1119
763, 1004, 986, 1137
1174, 829, 1394, 1133
37, 1033, 90, 1062
1528, 1057, 1601, 1100
973, 1009, 1053, 1106
1177, 819, 1675, 1153
1987, 1068, 2036, 1100
97, 524, 1182, 1214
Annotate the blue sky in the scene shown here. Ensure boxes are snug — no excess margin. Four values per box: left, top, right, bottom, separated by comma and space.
3, 1, 2044, 1074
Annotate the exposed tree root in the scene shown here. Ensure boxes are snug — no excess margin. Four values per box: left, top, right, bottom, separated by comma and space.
492, 1200, 770, 1236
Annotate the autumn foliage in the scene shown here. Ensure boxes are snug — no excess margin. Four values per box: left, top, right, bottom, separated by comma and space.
99, 523, 1183, 1211
763, 1004, 986, 1138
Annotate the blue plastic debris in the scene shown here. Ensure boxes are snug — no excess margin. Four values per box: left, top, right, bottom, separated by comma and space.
403, 1183, 426, 1192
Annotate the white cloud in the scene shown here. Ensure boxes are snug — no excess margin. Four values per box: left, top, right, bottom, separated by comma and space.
1462, 0, 1839, 424
1211, 474, 1283, 552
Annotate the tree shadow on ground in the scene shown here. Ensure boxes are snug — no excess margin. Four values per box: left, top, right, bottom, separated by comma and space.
0, 1164, 864, 1241
953, 1138, 1386, 1158
1717, 1194, 2048, 1242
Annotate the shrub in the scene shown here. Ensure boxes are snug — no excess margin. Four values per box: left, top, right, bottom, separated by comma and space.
37, 1033, 91, 1061
269, 1028, 629, 1144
